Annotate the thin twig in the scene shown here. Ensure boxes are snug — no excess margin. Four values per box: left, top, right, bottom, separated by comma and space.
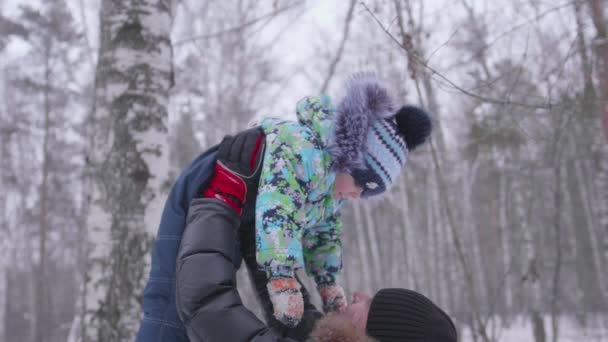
173, 1, 304, 47
482, 1, 575, 54
425, 27, 460, 65
320, 0, 357, 94
361, 1, 555, 110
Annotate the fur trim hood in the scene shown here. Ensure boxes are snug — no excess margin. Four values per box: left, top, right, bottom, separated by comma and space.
328, 72, 395, 173
294, 72, 395, 174
307, 313, 378, 342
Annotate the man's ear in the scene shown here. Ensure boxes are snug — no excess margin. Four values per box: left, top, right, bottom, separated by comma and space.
307, 313, 377, 342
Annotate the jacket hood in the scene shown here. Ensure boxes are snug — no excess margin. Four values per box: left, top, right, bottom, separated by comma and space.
295, 94, 337, 149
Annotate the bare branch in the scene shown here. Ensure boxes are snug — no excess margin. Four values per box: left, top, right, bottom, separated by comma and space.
320, 0, 357, 94
361, 1, 558, 110
173, 1, 304, 47
455, 0, 577, 75
425, 28, 460, 65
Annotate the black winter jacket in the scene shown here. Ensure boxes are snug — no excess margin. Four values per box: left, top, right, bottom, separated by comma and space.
175, 128, 322, 342
176, 198, 288, 341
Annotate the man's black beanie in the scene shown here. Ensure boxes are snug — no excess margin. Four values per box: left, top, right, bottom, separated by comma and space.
366, 288, 457, 342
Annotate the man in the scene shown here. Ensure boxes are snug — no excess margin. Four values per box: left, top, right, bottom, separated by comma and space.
174, 195, 457, 342
309, 290, 457, 341
135, 136, 457, 341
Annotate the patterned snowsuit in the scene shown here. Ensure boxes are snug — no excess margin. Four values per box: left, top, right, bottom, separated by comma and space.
256, 95, 346, 286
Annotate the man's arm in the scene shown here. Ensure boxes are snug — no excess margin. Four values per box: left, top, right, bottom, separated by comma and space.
175, 198, 294, 342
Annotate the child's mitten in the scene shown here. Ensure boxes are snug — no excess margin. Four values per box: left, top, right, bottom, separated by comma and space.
267, 277, 304, 328
318, 283, 347, 313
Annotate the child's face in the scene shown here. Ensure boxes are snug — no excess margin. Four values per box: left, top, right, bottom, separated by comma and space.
333, 173, 363, 200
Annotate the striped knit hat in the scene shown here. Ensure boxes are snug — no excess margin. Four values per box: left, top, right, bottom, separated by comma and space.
366, 288, 457, 342
330, 72, 432, 197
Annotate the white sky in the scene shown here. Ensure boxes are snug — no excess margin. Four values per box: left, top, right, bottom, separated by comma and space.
1, 0, 584, 141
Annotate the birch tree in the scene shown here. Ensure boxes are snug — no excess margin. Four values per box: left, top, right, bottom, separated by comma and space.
82, 1, 174, 340
587, 0, 608, 279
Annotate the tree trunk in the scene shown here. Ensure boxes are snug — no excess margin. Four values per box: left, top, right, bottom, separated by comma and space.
431, 180, 441, 303
441, 185, 457, 314
83, 1, 174, 340
66, 158, 93, 342
0, 262, 5, 342
362, 203, 384, 290
574, 1, 595, 98
78, 0, 97, 68
424, 172, 433, 293
532, 310, 547, 342
352, 203, 373, 292
577, 0, 608, 303
388, 187, 403, 287
551, 151, 564, 342
498, 168, 513, 315
0, 69, 8, 342
397, 177, 418, 289
520, 183, 545, 342
567, 158, 604, 312
587, 0, 608, 141
572, 146, 605, 289
462, 161, 488, 316
580, 1, 608, 304
33, 42, 52, 342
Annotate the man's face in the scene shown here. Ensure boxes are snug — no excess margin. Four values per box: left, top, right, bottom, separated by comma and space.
343, 291, 372, 334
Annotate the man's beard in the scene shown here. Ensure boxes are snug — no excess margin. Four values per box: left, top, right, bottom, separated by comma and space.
307, 312, 377, 342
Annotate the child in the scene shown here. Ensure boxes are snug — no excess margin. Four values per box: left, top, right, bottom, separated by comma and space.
200, 72, 432, 326
136, 72, 432, 341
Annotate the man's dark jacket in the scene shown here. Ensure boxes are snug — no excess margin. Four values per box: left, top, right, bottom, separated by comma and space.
136, 128, 321, 342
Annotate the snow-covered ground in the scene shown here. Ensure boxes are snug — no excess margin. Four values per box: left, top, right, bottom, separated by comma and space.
460, 314, 608, 342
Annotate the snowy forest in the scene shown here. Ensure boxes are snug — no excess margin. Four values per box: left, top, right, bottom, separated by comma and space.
0, 0, 607, 341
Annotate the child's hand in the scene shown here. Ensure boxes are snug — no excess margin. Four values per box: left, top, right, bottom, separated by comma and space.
267, 277, 304, 328
318, 283, 347, 313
